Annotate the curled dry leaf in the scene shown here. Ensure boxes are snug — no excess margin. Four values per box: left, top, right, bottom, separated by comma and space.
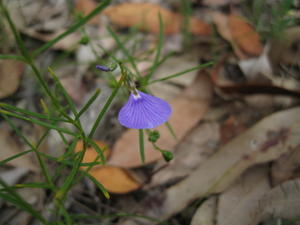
271, 145, 300, 185
251, 178, 300, 223
219, 176, 300, 225
190, 196, 217, 225
228, 14, 263, 56
88, 166, 141, 194
103, 3, 211, 35
217, 166, 270, 225
75, 140, 109, 169
109, 71, 213, 168
118, 106, 300, 225
0, 59, 24, 99
212, 12, 263, 58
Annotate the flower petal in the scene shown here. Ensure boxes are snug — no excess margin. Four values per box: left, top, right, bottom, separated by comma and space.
96, 65, 111, 72
118, 91, 172, 129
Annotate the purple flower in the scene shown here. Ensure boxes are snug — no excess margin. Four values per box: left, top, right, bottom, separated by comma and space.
96, 65, 111, 72
118, 91, 172, 129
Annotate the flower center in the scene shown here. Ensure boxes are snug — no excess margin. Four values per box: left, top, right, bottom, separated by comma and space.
132, 90, 141, 100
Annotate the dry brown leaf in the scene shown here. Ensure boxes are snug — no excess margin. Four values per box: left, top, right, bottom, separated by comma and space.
0, 60, 24, 99
103, 3, 179, 34
219, 176, 300, 225
250, 178, 300, 223
217, 166, 270, 225
271, 145, 300, 185
75, 0, 100, 25
0, 123, 38, 172
118, 106, 300, 225
5, 0, 77, 50
108, 71, 213, 168
228, 14, 263, 56
212, 12, 246, 59
75, 140, 109, 169
212, 12, 263, 58
189, 17, 212, 36
190, 196, 217, 225
88, 166, 141, 194
104, 3, 211, 35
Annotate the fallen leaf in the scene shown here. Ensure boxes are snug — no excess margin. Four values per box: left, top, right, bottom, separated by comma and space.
75, 0, 100, 25
250, 178, 300, 223
5, 0, 78, 50
219, 176, 300, 225
75, 140, 109, 168
0, 60, 24, 99
0, 123, 38, 172
109, 71, 213, 168
220, 115, 246, 144
88, 166, 141, 194
228, 14, 263, 56
103, 3, 211, 35
271, 145, 300, 185
212, 12, 246, 59
118, 106, 300, 224
189, 17, 212, 36
190, 196, 217, 225
217, 166, 270, 225
212, 12, 263, 58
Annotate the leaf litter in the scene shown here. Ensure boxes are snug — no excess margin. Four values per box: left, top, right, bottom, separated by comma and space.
2, 0, 300, 225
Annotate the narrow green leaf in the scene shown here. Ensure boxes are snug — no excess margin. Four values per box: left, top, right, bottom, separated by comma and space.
107, 26, 141, 77
55, 151, 84, 202
0, 180, 49, 225
0, 109, 76, 136
32, 0, 112, 56
81, 171, 110, 199
0, 54, 26, 62
76, 89, 101, 119
0, 103, 70, 123
13, 182, 52, 189
145, 13, 164, 82
48, 67, 78, 117
139, 129, 145, 163
165, 121, 177, 140
0, 149, 33, 166
149, 61, 214, 84
87, 139, 106, 164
